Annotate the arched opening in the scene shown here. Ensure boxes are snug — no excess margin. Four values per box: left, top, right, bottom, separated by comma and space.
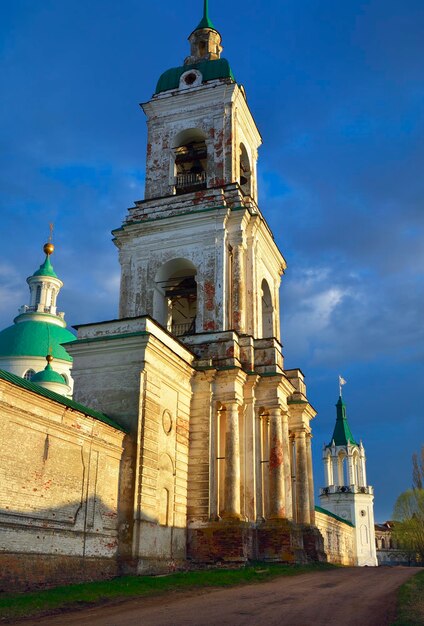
173, 128, 207, 195
239, 143, 251, 197
324, 452, 333, 486
35, 285, 42, 306
23, 369, 35, 381
338, 452, 348, 486
154, 258, 197, 336
381, 538, 386, 549
352, 452, 360, 486
261, 279, 274, 337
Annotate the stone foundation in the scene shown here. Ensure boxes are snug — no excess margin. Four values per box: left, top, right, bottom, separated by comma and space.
302, 526, 327, 563
256, 519, 307, 563
0, 553, 118, 592
187, 521, 254, 563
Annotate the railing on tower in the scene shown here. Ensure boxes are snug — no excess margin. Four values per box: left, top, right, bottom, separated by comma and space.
171, 318, 196, 337
175, 171, 206, 193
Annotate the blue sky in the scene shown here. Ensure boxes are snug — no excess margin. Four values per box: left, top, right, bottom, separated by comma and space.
1, 0, 423, 521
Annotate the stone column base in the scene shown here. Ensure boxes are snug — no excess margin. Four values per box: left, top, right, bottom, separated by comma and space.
302, 525, 327, 563
188, 521, 254, 564
256, 519, 307, 564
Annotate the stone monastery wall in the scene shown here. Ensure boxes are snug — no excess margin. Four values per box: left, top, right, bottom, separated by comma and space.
0, 376, 126, 591
315, 507, 355, 566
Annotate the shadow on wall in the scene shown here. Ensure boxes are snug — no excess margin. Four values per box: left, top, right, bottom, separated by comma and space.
0, 493, 165, 592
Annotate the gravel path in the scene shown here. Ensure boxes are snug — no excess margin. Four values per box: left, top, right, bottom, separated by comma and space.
21, 566, 422, 626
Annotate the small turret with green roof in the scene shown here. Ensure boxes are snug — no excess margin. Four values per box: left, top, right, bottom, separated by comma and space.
155, 0, 234, 94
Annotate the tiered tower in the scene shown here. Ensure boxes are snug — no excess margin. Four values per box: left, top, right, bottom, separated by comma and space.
320, 396, 377, 566
0, 240, 75, 395
68, 1, 323, 570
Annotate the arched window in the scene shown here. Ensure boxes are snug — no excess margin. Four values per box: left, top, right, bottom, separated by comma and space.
173, 129, 207, 195
261, 279, 273, 337
352, 452, 360, 486
61, 373, 68, 384
35, 285, 41, 305
338, 452, 348, 486
154, 258, 197, 336
23, 369, 36, 381
239, 143, 251, 197
381, 538, 386, 549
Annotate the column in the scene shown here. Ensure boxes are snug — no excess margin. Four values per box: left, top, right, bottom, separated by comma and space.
306, 433, 315, 525
348, 454, 355, 486
223, 402, 241, 519
332, 454, 339, 486
324, 455, 332, 487
290, 434, 296, 517
295, 430, 310, 524
268, 408, 285, 519
281, 411, 293, 519
232, 244, 245, 332
361, 454, 367, 487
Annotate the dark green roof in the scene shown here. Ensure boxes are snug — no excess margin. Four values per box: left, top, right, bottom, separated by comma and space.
194, 0, 216, 31
315, 505, 355, 528
155, 58, 234, 94
0, 368, 126, 432
0, 320, 75, 362
327, 396, 358, 447
33, 255, 58, 278
32, 362, 67, 385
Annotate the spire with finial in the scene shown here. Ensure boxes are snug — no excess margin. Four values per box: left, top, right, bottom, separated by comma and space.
328, 395, 358, 447
185, 0, 222, 65
195, 0, 216, 31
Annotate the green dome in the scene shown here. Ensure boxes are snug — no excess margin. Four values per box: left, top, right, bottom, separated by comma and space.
0, 321, 75, 363
32, 255, 58, 279
32, 362, 66, 385
155, 58, 234, 94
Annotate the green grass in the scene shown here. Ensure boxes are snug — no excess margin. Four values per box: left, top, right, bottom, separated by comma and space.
0, 562, 335, 622
392, 570, 424, 626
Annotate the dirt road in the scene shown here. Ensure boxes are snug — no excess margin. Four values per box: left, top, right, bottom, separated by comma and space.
22, 567, 421, 626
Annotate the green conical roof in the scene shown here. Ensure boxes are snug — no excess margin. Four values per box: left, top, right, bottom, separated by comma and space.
195, 0, 216, 31
328, 396, 358, 447
33, 255, 58, 279
32, 361, 66, 385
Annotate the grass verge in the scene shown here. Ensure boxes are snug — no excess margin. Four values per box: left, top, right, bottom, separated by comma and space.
391, 569, 424, 626
0, 562, 335, 622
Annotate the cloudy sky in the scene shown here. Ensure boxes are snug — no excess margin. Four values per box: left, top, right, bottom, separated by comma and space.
1, 0, 423, 521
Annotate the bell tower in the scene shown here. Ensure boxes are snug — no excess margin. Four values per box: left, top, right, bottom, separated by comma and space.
114, 2, 283, 340
320, 394, 378, 566
70, 1, 323, 570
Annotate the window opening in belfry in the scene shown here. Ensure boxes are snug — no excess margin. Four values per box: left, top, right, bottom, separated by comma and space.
261, 279, 273, 337
173, 129, 207, 195
35, 285, 42, 306
154, 259, 197, 337
239, 143, 251, 197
